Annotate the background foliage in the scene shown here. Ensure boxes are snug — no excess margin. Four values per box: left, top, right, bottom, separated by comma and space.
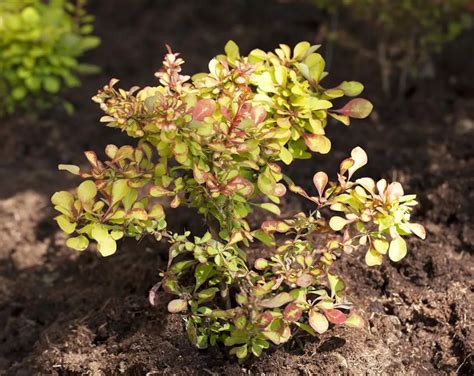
0, 0, 100, 115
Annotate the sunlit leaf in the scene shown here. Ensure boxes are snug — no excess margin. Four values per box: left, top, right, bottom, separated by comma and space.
167, 299, 188, 313
77, 180, 97, 203
66, 235, 89, 251
309, 310, 329, 334
333, 98, 373, 119
388, 236, 407, 262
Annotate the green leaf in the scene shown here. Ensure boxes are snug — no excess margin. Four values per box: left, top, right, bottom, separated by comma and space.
195, 264, 214, 290
257, 172, 276, 196
110, 230, 124, 240
21, 7, 39, 24
255, 71, 275, 93
111, 179, 130, 205
224, 330, 249, 346
252, 229, 275, 246
258, 203, 281, 216
345, 313, 364, 328
77, 180, 97, 203
198, 287, 219, 302
149, 185, 173, 197
259, 292, 293, 308
224, 40, 240, 61
230, 344, 248, 359
337, 81, 364, 97
305, 53, 325, 83
43, 77, 61, 94
279, 147, 293, 165
327, 273, 345, 297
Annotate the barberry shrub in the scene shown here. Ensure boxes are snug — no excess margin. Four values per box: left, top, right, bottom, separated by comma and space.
0, 0, 100, 115
52, 41, 425, 359
313, 0, 473, 95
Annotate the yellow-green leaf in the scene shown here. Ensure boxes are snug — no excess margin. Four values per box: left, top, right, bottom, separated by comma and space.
66, 235, 89, 251
111, 179, 130, 205
293, 41, 310, 60
373, 238, 389, 254
388, 236, 407, 262
224, 40, 240, 61
167, 298, 188, 313
51, 191, 74, 209
258, 203, 281, 216
58, 164, 80, 175
365, 248, 383, 266
329, 216, 348, 231
77, 180, 97, 203
303, 134, 331, 154
55, 215, 76, 234
308, 310, 329, 334
97, 235, 117, 257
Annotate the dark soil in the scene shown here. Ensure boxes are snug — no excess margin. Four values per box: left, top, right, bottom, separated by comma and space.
1, 0, 473, 375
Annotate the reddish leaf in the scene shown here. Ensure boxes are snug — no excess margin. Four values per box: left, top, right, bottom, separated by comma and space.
255, 311, 273, 328
303, 133, 331, 154
222, 176, 254, 197
273, 183, 287, 197
84, 151, 99, 168
324, 309, 347, 324
313, 171, 328, 197
251, 105, 267, 125
261, 220, 289, 233
386, 182, 404, 201
333, 98, 373, 119
221, 106, 231, 121
283, 303, 303, 322
296, 273, 314, 288
192, 99, 216, 121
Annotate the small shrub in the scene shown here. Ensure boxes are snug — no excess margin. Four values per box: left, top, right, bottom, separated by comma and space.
0, 0, 100, 115
52, 41, 425, 359
313, 0, 473, 95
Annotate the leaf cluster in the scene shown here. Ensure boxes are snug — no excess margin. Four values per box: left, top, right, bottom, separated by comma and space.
0, 0, 100, 115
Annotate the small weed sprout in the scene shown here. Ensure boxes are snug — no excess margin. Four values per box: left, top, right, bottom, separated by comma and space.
52, 41, 425, 359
